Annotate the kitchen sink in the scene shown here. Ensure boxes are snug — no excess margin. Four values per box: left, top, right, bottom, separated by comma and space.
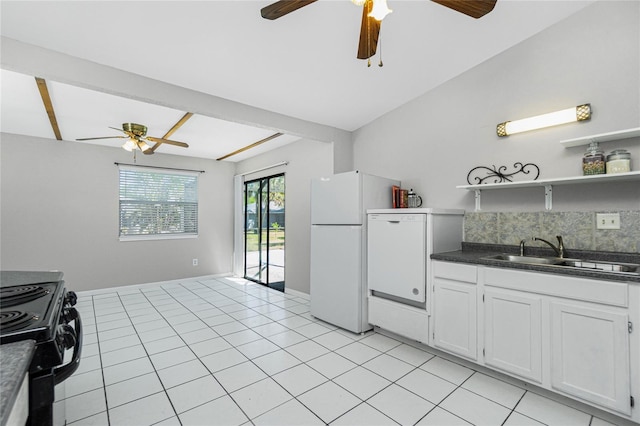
560, 259, 640, 274
482, 254, 565, 265
481, 254, 640, 275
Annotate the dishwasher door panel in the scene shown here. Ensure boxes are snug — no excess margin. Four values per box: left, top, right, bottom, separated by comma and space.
367, 214, 426, 303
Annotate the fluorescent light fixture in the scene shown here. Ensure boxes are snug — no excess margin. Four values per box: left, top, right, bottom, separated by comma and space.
369, 0, 392, 21
497, 104, 591, 137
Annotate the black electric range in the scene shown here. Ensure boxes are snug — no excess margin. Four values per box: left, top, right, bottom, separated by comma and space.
0, 271, 82, 426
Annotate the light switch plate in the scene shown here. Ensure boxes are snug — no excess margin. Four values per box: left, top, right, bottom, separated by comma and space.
596, 213, 620, 230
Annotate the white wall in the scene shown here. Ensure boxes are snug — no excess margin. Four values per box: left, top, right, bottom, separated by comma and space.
235, 138, 333, 295
3, 1, 638, 294
0, 133, 235, 291
353, 1, 640, 212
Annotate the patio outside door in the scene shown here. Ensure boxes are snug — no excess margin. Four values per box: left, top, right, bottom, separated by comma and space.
244, 174, 285, 291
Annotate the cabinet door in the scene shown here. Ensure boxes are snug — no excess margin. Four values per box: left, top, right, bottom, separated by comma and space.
550, 301, 631, 415
484, 288, 542, 382
433, 278, 477, 360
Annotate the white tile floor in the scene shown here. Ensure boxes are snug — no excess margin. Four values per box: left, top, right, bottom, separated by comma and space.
57, 276, 620, 426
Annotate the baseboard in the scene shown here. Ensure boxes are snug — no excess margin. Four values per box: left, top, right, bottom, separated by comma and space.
76, 273, 232, 297
284, 287, 310, 300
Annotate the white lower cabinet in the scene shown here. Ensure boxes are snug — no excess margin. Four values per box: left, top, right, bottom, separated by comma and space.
550, 301, 631, 415
368, 295, 430, 344
433, 279, 477, 360
430, 261, 637, 422
484, 288, 542, 382
432, 261, 478, 361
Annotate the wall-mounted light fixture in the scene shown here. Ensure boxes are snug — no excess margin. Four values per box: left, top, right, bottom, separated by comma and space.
497, 103, 591, 137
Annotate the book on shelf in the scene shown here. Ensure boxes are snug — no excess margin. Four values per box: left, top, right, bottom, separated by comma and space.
400, 189, 408, 208
392, 186, 410, 208
392, 185, 400, 208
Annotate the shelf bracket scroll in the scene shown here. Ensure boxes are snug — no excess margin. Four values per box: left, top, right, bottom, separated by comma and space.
544, 185, 553, 210
474, 189, 482, 211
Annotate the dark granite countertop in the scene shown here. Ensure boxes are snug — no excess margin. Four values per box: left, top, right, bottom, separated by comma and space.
0, 340, 35, 426
432, 242, 640, 283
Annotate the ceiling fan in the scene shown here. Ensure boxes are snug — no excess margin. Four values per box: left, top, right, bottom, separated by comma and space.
76, 115, 192, 154
260, 0, 498, 60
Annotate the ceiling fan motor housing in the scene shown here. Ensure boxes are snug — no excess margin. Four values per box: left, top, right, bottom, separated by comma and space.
123, 123, 148, 137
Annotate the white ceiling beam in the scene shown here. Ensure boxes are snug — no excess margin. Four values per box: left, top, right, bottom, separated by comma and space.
1, 36, 352, 146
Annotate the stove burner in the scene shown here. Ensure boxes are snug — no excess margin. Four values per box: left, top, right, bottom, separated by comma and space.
0, 310, 38, 332
0, 285, 50, 308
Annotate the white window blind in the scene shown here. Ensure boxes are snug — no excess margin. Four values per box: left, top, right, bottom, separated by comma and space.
119, 166, 198, 238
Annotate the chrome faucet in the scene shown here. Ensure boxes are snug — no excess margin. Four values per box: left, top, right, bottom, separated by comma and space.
533, 235, 564, 258
519, 239, 526, 256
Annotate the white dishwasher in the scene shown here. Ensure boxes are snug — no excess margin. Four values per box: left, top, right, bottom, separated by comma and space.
367, 213, 427, 303
367, 209, 464, 344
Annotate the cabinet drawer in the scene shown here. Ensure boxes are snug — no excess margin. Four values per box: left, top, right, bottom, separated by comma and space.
483, 267, 628, 307
368, 296, 429, 344
433, 261, 477, 283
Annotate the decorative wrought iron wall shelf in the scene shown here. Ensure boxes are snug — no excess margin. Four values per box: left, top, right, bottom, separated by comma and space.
457, 171, 640, 211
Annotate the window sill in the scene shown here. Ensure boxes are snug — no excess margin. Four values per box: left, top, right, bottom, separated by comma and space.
119, 234, 198, 242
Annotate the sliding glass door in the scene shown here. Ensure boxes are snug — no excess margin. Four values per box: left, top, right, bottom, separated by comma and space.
244, 174, 285, 291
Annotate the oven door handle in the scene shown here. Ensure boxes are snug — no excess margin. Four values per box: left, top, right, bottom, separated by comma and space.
53, 307, 82, 385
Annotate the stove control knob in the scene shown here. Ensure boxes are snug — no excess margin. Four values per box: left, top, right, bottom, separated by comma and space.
65, 291, 78, 306
57, 325, 76, 350
62, 307, 78, 324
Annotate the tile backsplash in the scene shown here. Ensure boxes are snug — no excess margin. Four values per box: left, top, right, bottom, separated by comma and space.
464, 211, 640, 253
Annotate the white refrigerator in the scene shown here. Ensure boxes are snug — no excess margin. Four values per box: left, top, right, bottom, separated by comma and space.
310, 171, 400, 333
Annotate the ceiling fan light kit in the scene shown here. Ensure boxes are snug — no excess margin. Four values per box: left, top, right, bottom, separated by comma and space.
121, 138, 151, 153
368, 0, 392, 21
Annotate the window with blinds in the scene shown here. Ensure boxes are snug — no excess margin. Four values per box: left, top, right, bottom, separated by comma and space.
119, 166, 198, 239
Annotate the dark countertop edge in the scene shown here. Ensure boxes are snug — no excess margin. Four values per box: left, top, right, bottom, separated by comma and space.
432, 242, 640, 283
0, 340, 35, 426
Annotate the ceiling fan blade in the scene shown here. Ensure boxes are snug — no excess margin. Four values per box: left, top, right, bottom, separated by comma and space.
430, 0, 497, 19
261, 0, 317, 20
357, 0, 381, 60
146, 136, 189, 148
76, 136, 127, 141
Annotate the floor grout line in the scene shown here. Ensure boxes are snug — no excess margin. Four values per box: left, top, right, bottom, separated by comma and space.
62, 276, 604, 426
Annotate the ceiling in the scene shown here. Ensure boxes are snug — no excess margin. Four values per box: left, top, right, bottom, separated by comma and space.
0, 0, 594, 162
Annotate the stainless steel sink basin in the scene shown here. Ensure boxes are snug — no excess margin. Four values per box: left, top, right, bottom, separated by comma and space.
561, 259, 640, 274
481, 254, 566, 265
481, 253, 640, 275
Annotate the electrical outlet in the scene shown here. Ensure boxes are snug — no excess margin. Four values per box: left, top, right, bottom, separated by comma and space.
192, 258, 198, 266
596, 213, 620, 230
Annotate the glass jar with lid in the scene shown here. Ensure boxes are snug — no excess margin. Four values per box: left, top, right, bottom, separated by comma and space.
606, 149, 632, 173
582, 141, 605, 175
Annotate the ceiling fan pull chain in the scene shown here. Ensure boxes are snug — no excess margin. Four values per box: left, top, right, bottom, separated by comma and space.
367, 58, 371, 67
378, 34, 383, 67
